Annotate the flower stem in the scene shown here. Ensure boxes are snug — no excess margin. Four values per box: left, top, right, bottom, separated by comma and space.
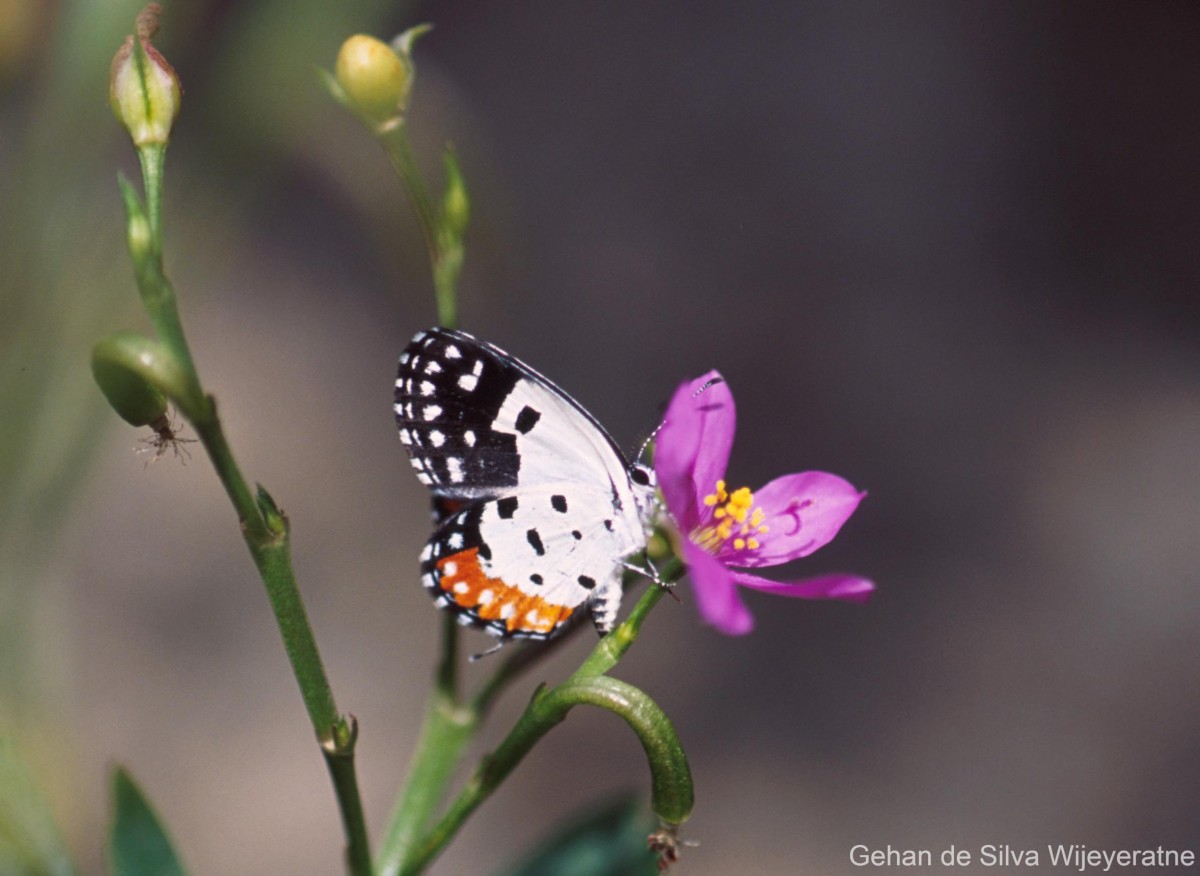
115, 148, 371, 876
400, 675, 692, 875
378, 125, 457, 328
394, 579, 689, 875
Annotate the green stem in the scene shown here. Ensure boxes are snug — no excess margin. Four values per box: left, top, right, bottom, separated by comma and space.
138, 143, 165, 255
378, 125, 457, 328
115, 161, 372, 876
400, 676, 692, 876
573, 581, 669, 680
380, 127, 438, 272
394, 578, 684, 875
375, 690, 476, 876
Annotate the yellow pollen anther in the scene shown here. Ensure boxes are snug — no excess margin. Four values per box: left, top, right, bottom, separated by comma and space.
692, 480, 771, 555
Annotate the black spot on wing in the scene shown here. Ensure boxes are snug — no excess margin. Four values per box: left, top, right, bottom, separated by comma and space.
577, 575, 596, 590
530, 573, 543, 585
551, 494, 568, 513
526, 528, 545, 556
514, 405, 541, 434
497, 496, 519, 519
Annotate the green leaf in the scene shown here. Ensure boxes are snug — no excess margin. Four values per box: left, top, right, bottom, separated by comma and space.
107, 767, 186, 876
496, 795, 658, 876
0, 737, 77, 876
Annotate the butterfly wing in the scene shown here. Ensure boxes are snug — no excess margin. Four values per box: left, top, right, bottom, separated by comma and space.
395, 328, 653, 639
394, 328, 634, 502
420, 486, 637, 639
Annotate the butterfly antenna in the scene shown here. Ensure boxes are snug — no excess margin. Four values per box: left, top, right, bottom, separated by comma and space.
635, 375, 726, 464
469, 640, 508, 662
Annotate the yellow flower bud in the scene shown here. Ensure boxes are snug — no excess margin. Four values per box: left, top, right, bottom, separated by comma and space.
335, 34, 411, 129
109, 4, 181, 148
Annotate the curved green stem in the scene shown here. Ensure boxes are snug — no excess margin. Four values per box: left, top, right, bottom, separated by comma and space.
399, 675, 692, 875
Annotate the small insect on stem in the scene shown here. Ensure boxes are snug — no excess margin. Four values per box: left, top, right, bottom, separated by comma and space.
648, 824, 697, 873
137, 409, 196, 464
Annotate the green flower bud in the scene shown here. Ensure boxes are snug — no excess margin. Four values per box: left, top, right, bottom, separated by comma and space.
91, 332, 187, 426
440, 149, 470, 241
109, 4, 181, 148
335, 34, 411, 130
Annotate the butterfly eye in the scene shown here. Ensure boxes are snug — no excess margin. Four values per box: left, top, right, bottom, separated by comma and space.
630, 467, 652, 487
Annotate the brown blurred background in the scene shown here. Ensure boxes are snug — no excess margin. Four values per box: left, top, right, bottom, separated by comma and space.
3, 1, 1199, 873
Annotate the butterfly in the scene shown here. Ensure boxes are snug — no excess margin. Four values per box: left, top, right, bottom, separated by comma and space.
393, 328, 659, 641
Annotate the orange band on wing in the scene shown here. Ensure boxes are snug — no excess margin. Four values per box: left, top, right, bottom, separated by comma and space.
436, 547, 574, 634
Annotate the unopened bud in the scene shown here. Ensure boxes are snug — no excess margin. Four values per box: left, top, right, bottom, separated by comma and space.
440, 150, 470, 241
109, 4, 181, 147
335, 35, 411, 130
92, 333, 170, 427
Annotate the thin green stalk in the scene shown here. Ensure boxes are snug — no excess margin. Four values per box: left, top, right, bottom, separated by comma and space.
324, 719, 372, 876
574, 560, 682, 680
375, 689, 475, 876
391, 579, 683, 875
138, 144, 165, 254
399, 676, 692, 876
114, 145, 372, 876
378, 126, 458, 328
380, 126, 438, 271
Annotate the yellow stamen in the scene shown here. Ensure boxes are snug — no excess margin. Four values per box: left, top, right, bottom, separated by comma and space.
690, 479, 770, 557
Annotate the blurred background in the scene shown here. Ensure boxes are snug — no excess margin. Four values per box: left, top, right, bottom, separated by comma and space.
3, 1, 1199, 873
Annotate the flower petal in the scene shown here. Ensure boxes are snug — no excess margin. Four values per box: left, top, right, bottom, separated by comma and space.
730, 571, 875, 603
654, 370, 735, 531
725, 472, 865, 567
681, 539, 754, 635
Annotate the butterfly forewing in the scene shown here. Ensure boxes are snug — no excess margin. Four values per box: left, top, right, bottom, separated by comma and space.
395, 329, 633, 500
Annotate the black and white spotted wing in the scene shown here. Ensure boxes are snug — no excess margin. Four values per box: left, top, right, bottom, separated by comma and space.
394, 328, 657, 640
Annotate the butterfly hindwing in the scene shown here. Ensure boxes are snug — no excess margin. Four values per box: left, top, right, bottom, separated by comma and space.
420, 485, 633, 639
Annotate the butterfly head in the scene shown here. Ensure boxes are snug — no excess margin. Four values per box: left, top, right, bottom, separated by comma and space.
628, 462, 660, 529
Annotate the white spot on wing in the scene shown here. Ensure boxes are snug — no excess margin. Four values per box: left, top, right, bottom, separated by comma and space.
443, 561, 458, 576
463, 430, 476, 447
428, 430, 445, 448
453, 582, 468, 594
445, 344, 462, 359
420, 381, 435, 397
446, 458, 464, 482
472, 359, 484, 375
478, 589, 494, 604
458, 373, 478, 392
424, 360, 442, 374
447, 532, 464, 550
423, 405, 443, 421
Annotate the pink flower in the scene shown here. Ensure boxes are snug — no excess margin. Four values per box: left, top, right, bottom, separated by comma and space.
654, 371, 873, 635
